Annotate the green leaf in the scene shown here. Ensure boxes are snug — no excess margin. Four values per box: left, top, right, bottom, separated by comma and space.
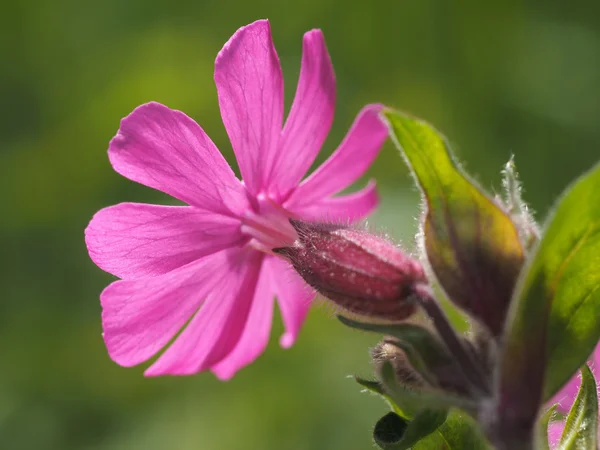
498, 163, 600, 423
544, 164, 600, 399
338, 316, 446, 360
557, 365, 598, 450
434, 411, 491, 449
374, 410, 448, 449
536, 405, 557, 450
373, 410, 490, 450
383, 109, 525, 336
361, 369, 489, 450
355, 376, 407, 418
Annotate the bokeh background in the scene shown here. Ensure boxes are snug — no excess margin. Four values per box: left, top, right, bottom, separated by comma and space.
2, 0, 600, 449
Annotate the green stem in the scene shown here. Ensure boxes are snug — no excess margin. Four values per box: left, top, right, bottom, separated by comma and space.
414, 284, 491, 397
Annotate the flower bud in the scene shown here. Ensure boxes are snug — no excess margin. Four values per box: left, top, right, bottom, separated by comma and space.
274, 220, 426, 321
373, 336, 475, 396
371, 340, 425, 389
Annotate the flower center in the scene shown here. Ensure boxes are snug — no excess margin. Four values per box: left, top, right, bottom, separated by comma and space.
240, 193, 298, 254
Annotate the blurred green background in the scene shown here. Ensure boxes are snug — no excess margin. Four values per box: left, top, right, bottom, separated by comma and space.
2, 0, 600, 449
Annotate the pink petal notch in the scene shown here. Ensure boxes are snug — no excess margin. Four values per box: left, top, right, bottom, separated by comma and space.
108, 102, 249, 215
272, 29, 336, 197
286, 103, 388, 208
85, 203, 244, 280
101, 249, 235, 368
268, 256, 315, 349
215, 19, 284, 195
211, 258, 275, 380
144, 249, 262, 376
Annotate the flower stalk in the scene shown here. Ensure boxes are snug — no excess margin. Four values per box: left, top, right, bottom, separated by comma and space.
412, 284, 491, 397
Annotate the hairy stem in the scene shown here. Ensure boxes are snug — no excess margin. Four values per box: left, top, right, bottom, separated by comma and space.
414, 284, 491, 397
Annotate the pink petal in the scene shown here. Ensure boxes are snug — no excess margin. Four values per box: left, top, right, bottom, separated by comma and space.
270, 29, 336, 197
285, 104, 388, 207
108, 102, 249, 215
214, 19, 284, 196
547, 421, 564, 449
287, 180, 378, 224
269, 256, 315, 348
211, 258, 275, 380
145, 249, 263, 376
85, 202, 244, 280
101, 249, 236, 367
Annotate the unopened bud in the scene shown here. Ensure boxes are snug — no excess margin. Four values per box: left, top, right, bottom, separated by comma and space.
372, 336, 474, 396
371, 340, 425, 389
274, 220, 426, 321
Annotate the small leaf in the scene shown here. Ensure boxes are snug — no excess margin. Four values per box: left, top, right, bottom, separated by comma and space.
338, 316, 445, 357
361, 371, 489, 449
339, 317, 456, 385
498, 163, 600, 425
355, 376, 406, 418
435, 411, 491, 449
356, 376, 386, 395
383, 109, 525, 336
557, 365, 598, 450
536, 405, 558, 450
374, 410, 448, 449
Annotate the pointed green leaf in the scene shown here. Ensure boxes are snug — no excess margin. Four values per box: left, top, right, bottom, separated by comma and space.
557, 365, 598, 450
355, 376, 407, 418
338, 316, 446, 360
544, 164, 600, 399
536, 405, 558, 450
498, 163, 600, 424
383, 109, 525, 336
356, 376, 386, 396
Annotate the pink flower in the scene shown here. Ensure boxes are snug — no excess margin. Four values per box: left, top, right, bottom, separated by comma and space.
85, 19, 388, 379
